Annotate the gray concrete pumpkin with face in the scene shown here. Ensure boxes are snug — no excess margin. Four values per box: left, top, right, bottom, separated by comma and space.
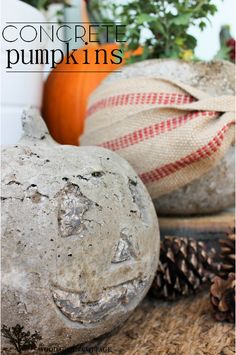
1, 109, 160, 350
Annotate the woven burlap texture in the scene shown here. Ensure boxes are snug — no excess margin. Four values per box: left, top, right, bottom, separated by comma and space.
81, 78, 235, 199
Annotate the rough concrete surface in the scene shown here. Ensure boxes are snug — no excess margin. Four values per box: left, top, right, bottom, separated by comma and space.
1, 109, 160, 352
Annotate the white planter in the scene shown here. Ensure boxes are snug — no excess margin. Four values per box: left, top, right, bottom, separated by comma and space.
1, 0, 46, 145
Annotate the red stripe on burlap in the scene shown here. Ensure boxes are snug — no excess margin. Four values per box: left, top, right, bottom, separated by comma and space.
139, 121, 235, 185
87, 92, 195, 117
99, 111, 216, 151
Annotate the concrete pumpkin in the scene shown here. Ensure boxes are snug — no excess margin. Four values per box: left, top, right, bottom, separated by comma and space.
1, 109, 159, 352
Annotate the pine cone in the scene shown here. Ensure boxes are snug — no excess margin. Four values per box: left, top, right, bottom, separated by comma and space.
210, 273, 235, 323
151, 236, 219, 301
220, 234, 235, 278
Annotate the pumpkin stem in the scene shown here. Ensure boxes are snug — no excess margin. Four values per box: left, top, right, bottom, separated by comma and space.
20, 108, 56, 144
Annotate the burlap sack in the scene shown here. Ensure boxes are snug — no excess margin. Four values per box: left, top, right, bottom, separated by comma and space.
80, 77, 235, 199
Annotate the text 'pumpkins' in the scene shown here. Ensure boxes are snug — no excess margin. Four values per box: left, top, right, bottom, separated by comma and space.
42, 44, 141, 145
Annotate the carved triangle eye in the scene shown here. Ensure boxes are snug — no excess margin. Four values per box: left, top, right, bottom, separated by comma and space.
112, 230, 139, 263
57, 183, 92, 238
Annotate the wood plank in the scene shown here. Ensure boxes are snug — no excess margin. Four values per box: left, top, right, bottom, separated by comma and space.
158, 209, 235, 251
159, 209, 235, 234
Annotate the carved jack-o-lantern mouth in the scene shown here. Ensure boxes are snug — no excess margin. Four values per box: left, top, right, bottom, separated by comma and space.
52, 278, 147, 325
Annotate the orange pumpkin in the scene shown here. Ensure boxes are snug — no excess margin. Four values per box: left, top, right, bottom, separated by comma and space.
42, 44, 142, 145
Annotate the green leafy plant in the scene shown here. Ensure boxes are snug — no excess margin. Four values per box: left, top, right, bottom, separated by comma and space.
21, 0, 71, 11
1, 324, 42, 353
86, 0, 220, 63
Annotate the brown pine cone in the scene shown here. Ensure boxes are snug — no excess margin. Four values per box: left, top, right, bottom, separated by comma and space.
151, 236, 220, 301
220, 234, 235, 278
210, 273, 235, 323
